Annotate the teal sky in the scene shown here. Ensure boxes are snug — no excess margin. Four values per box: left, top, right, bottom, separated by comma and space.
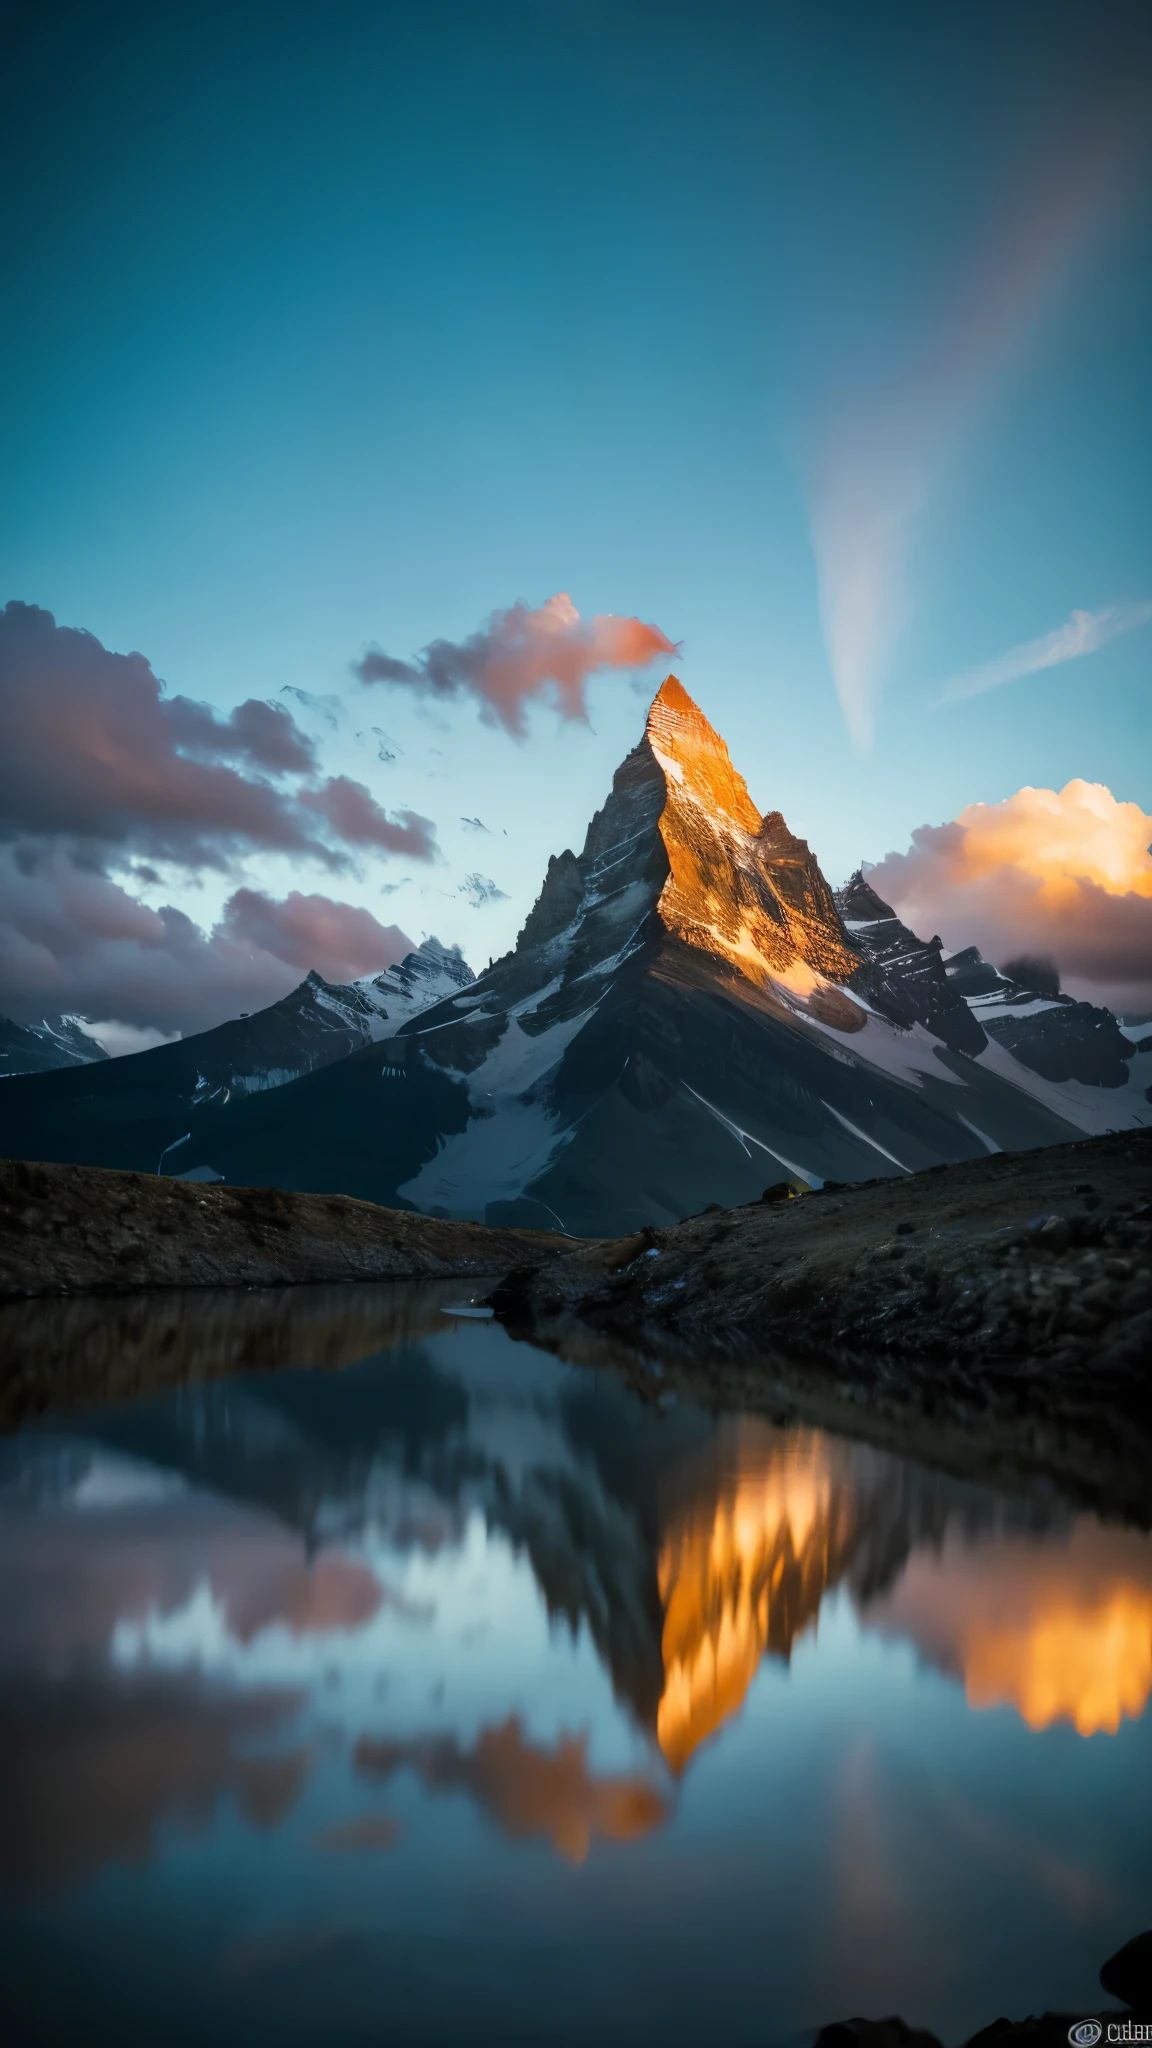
2, 0, 1150, 1008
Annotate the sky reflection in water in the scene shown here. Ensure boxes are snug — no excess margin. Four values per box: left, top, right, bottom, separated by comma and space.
0, 1284, 1149, 2045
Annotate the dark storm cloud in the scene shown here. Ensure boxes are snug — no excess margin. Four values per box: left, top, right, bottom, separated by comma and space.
0, 849, 414, 1035
220, 888, 416, 983
0, 601, 336, 869
300, 776, 437, 859
0, 602, 440, 873
165, 693, 318, 773
0, 603, 435, 1031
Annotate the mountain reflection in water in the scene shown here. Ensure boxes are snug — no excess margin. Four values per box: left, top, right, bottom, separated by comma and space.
657, 1422, 1152, 1763
0, 1281, 1150, 2045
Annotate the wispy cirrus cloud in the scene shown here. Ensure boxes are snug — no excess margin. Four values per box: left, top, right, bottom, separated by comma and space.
807, 97, 1149, 751
354, 592, 677, 736
938, 602, 1152, 704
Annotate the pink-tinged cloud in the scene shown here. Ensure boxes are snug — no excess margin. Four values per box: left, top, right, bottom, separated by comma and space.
864, 1517, 1152, 1738
220, 888, 414, 983
299, 776, 437, 859
354, 591, 678, 734
355, 1715, 668, 1865
867, 779, 1152, 1012
0, 600, 335, 868
808, 99, 1149, 750
0, 849, 414, 1035
0, 601, 438, 872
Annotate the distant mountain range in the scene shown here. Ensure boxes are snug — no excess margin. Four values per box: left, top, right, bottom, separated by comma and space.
0, 1012, 108, 1079
2, 679, 1148, 1230
0, 939, 473, 1179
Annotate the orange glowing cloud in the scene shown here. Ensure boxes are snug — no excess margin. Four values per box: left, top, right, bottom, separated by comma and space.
355, 1716, 668, 1865
866, 1518, 1152, 1737
867, 779, 1152, 1011
354, 592, 678, 735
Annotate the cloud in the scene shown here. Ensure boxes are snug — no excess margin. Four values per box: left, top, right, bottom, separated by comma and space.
458, 872, 508, 908
354, 591, 677, 735
867, 779, 1152, 1012
0, 601, 439, 872
355, 1716, 667, 1865
807, 102, 1148, 749
0, 848, 414, 1034
938, 602, 1152, 704
299, 776, 437, 859
220, 889, 414, 984
165, 693, 317, 773
86, 1021, 183, 1057
0, 602, 434, 1032
0, 1678, 306, 1896
0, 600, 335, 869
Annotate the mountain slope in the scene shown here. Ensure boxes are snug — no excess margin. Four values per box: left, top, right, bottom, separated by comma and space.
0, 939, 472, 1176
5, 681, 1146, 1224
70, 676, 1141, 1230
0, 1013, 108, 1079
942, 943, 1143, 1086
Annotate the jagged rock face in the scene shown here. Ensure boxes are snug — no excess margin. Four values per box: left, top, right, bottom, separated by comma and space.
647, 680, 864, 1007
836, 871, 988, 1058
943, 945, 1136, 1088
482, 677, 866, 1044
357, 938, 474, 1025
4, 680, 1149, 1224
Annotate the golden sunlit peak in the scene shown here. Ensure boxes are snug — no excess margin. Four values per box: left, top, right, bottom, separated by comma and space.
646, 674, 733, 759
642, 672, 866, 1006
648, 672, 703, 718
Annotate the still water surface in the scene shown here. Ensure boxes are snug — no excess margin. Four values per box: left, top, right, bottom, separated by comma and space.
0, 1282, 1150, 2044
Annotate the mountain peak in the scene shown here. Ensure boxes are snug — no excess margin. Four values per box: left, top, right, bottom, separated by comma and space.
641, 679, 862, 1007
646, 675, 761, 836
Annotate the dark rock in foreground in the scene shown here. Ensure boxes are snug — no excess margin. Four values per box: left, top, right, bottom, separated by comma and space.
813, 1922, 1152, 2046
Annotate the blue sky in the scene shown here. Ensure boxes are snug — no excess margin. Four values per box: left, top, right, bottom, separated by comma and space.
2, 0, 1150, 1021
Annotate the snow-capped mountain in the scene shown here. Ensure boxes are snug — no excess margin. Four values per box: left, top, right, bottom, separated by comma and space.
40, 1335, 1068, 1771
4, 681, 1147, 1219
0, 939, 472, 1175
354, 937, 476, 1035
0, 1012, 108, 1079
45, 674, 1135, 1227
835, 873, 1146, 1088
941, 944, 1146, 1087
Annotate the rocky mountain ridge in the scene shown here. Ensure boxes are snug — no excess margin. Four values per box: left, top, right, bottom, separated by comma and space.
2, 680, 1148, 1229
0, 1012, 109, 1079
0, 938, 472, 1175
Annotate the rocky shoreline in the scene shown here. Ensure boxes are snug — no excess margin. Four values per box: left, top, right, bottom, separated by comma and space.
489, 1127, 1152, 1521
2, 1136, 1150, 1516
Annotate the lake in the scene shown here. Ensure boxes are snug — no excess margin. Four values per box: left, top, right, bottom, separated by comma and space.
0, 1281, 1149, 2044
